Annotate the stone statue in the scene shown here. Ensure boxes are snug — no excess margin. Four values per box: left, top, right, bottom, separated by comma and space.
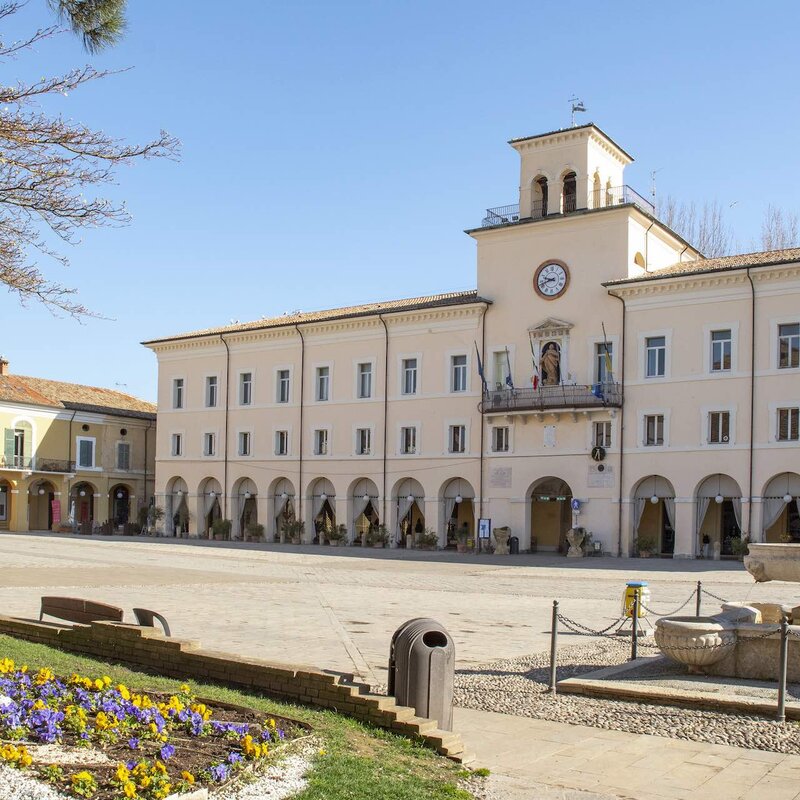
541, 342, 561, 385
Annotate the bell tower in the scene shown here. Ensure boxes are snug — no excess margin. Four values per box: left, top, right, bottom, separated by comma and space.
511, 124, 633, 219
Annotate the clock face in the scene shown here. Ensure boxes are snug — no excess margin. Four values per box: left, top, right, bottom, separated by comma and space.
534, 260, 569, 299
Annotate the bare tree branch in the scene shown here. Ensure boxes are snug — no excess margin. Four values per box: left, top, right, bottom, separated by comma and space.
0, 3, 179, 317
658, 195, 733, 258
761, 204, 800, 251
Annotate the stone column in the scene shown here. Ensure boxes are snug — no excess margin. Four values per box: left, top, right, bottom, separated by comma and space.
673, 498, 695, 559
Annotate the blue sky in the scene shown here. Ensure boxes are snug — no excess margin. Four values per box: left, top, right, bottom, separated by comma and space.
3, 1, 799, 401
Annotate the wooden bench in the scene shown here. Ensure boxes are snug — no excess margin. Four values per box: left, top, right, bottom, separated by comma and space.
39, 596, 124, 625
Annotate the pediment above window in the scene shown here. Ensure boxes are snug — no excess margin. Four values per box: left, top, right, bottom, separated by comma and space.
528, 317, 573, 339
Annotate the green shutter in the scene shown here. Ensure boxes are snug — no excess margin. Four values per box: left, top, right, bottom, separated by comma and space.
22, 427, 32, 459
3, 429, 14, 461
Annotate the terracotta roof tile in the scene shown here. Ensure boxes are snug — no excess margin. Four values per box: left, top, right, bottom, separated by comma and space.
605, 247, 800, 286
142, 290, 487, 345
0, 375, 155, 419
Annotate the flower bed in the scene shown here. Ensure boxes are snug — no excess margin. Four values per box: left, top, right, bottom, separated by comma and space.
0, 658, 305, 799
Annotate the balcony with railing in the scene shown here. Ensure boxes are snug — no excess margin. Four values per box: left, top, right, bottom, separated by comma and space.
480, 184, 655, 229
0, 455, 75, 473
480, 382, 622, 414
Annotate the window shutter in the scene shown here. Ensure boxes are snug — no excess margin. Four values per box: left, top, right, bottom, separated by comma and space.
3, 429, 14, 461
779, 410, 789, 441
22, 428, 32, 459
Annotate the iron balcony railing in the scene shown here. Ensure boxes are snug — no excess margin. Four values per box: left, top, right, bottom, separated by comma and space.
480, 184, 655, 228
0, 456, 75, 472
480, 382, 622, 413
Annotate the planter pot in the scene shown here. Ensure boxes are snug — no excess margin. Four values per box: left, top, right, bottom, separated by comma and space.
291, 537, 301, 545
329, 539, 342, 547
456, 542, 468, 554
638, 551, 652, 558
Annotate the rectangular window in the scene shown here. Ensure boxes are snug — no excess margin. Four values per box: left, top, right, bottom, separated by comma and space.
645, 337, 666, 378
492, 426, 509, 453
595, 342, 613, 383
239, 372, 252, 405
710, 330, 732, 372
205, 376, 218, 408
171, 433, 182, 457
402, 358, 418, 395
451, 355, 467, 392
778, 408, 800, 442
357, 362, 373, 399
172, 378, 184, 409
77, 437, 95, 468
778, 323, 800, 369
644, 415, 664, 446
449, 424, 466, 453
238, 431, 251, 457
356, 428, 371, 455
314, 429, 328, 455
277, 370, 290, 403
315, 366, 330, 401
708, 411, 731, 444
275, 430, 289, 456
594, 421, 612, 448
400, 426, 417, 454
203, 432, 215, 457
116, 442, 131, 471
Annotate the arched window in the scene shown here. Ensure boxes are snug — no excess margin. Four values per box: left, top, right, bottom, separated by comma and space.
532, 176, 548, 219
592, 172, 601, 208
562, 171, 577, 213
634, 251, 646, 270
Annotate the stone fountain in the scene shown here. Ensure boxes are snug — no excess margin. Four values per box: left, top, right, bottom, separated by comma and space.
654, 542, 800, 681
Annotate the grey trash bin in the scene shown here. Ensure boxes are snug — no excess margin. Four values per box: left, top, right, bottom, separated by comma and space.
509, 535, 520, 555
388, 618, 455, 731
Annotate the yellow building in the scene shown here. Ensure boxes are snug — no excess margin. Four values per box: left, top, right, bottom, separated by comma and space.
0, 358, 156, 532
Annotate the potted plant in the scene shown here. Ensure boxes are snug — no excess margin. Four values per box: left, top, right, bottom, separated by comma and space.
282, 519, 304, 544
246, 522, 265, 542
211, 518, 232, 541
366, 524, 389, 548
328, 524, 347, 547
730, 535, 750, 560
416, 528, 439, 550
146, 506, 164, 536
635, 534, 657, 558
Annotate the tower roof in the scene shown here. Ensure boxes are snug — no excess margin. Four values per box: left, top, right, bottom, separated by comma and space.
508, 122, 634, 164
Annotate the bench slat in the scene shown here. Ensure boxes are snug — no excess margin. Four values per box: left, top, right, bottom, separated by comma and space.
40, 596, 123, 624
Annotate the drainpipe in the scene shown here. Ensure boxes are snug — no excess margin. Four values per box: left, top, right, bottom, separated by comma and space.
746, 268, 756, 541
378, 315, 389, 531
220, 335, 231, 521
641, 221, 656, 271
294, 325, 305, 522
478, 302, 489, 521
609, 290, 626, 557
143, 418, 153, 508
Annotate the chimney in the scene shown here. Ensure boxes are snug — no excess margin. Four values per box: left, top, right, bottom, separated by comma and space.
0, 357, 8, 376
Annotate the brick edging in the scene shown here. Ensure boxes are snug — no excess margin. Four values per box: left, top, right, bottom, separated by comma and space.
0, 615, 471, 762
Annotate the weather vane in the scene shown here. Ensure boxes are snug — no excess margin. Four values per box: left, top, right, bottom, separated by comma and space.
569, 96, 586, 127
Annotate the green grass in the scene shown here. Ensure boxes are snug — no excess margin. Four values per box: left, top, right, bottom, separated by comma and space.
0, 634, 476, 800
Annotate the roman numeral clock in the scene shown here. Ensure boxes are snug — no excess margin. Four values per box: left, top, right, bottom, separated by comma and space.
534, 260, 570, 299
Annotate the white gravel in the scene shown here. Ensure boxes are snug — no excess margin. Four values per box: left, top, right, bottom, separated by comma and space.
454, 640, 800, 754
0, 765, 68, 800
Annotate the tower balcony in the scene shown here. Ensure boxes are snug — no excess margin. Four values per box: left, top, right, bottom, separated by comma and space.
480, 382, 622, 415
479, 184, 654, 229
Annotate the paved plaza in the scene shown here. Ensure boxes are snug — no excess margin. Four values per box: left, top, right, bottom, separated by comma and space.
2, 533, 800, 799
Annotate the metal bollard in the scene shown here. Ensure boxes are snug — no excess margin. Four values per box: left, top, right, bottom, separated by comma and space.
777, 616, 789, 723
696, 581, 702, 617
549, 600, 559, 695
630, 592, 639, 660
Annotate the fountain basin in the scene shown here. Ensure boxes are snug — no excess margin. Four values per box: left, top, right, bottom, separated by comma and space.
655, 616, 737, 672
744, 542, 800, 583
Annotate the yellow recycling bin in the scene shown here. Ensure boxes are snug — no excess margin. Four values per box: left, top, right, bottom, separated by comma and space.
622, 581, 650, 618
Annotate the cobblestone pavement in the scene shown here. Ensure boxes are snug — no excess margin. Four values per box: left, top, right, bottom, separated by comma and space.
2, 533, 800, 799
